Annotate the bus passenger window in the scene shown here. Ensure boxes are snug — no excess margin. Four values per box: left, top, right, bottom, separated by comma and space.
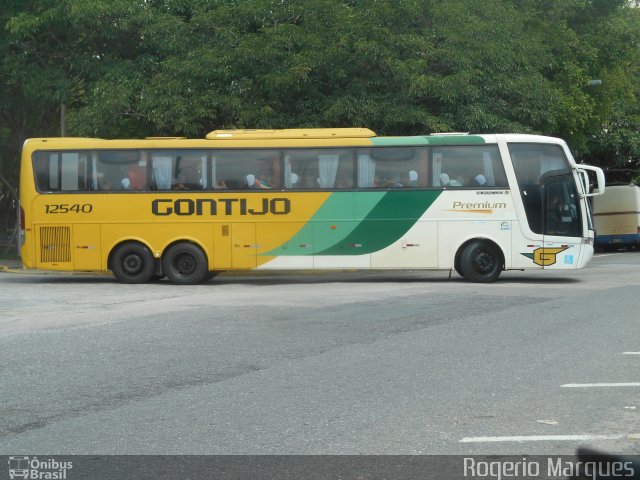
284, 148, 352, 189
212, 149, 280, 190
96, 151, 145, 191
32, 151, 90, 192
173, 153, 207, 190
358, 147, 423, 189
432, 146, 505, 188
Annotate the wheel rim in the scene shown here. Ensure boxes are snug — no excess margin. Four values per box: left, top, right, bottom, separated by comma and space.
122, 253, 144, 275
172, 252, 197, 277
473, 250, 496, 274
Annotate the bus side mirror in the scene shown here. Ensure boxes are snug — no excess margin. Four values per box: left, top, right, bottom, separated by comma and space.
577, 166, 605, 197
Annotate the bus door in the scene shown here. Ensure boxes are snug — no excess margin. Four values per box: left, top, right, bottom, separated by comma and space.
72, 224, 102, 270
212, 222, 257, 269
231, 223, 257, 269
541, 173, 583, 268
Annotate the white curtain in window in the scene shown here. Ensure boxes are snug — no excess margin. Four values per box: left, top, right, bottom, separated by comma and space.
60, 153, 80, 191
200, 155, 208, 189
284, 155, 293, 188
91, 153, 99, 190
432, 152, 443, 185
318, 154, 339, 188
357, 154, 376, 188
211, 156, 218, 188
482, 152, 495, 185
152, 155, 173, 189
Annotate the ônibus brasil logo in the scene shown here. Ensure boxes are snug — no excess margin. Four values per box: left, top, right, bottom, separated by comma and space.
8, 456, 72, 480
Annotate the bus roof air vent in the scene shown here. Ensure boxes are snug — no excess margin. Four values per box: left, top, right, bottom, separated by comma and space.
145, 137, 187, 140
430, 132, 469, 136
205, 128, 376, 140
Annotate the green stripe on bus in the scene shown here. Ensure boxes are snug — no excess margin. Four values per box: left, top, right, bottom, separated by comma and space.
314, 190, 442, 255
371, 135, 485, 146
265, 192, 386, 256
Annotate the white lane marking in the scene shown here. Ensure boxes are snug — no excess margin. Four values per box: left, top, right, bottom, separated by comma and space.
561, 383, 640, 388
622, 352, 640, 355
460, 434, 640, 443
594, 253, 622, 258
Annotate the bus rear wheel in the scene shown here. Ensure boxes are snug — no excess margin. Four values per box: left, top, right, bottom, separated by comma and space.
459, 240, 503, 283
111, 242, 156, 284
163, 242, 209, 285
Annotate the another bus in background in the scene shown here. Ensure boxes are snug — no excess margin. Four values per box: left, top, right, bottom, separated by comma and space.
593, 184, 640, 251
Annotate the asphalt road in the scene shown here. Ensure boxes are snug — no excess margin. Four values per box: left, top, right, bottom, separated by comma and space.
1, 253, 639, 456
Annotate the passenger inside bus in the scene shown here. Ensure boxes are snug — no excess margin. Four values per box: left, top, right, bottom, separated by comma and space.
127, 165, 146, 190
246, 173, 270, 189
97, 174, 112, 191
404, 170, 419, 187
173, 167, 202, 190
473, 174, 487, 186
98, 176, 111, 190
546, 187, 578, 235
248, 159, 280, 189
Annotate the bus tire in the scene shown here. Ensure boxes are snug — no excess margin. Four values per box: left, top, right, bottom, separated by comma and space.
459, 240, 503, 283
111, 242, 156, 284
163, 242, 209, 285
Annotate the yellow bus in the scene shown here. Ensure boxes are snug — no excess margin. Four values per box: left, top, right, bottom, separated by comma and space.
19, 128, 604, 284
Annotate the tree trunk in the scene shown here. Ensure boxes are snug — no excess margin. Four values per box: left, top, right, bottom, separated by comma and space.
0, 169, 18, 202
60, 102, 67, 137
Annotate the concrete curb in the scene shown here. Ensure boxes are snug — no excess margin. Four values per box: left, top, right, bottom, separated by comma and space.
0, 267, 113, 276
0, 265, 32, 274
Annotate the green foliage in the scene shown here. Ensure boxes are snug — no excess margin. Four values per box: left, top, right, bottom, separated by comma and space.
1, 0, 639, 196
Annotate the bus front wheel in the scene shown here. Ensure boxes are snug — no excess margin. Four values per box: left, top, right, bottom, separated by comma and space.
163, 242, 209, 285
459, 241, 503, 283
111, 242, 156, 284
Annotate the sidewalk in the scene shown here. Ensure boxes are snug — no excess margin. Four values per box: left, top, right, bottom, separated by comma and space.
0, 257, 24, 271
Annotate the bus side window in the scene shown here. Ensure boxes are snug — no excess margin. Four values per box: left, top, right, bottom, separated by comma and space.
96, 151, 144, 191
213, 149, 280, 191
358, 147, 422, 189
433, 146, 505, 188
33, 152, 54, 191
284, 149, 351, 190
32, 151, 91, 192
173, 153, 207, 190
